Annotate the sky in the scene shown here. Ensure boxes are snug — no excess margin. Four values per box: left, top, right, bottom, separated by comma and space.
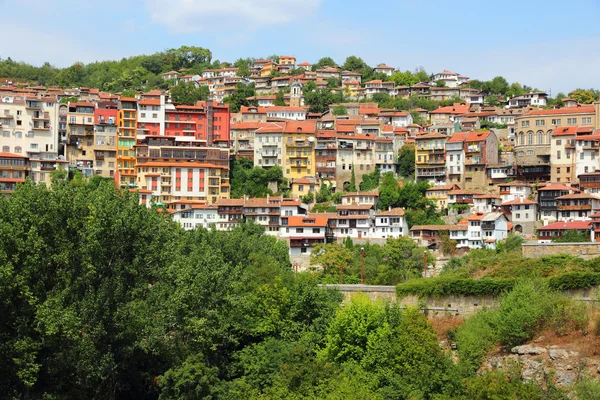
2, 0, 599, 94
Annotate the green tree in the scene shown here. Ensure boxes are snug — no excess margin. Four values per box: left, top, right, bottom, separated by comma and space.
170, 81, 209, 105
341, 56, 368, 72
313, 57, 337, 70
347, 165, 357, 192
234, 58, 252, 77
223, 82, 256, 113
310, 243, 353, 277
435, 79, 447, 87
274, 90, 286, 106
332, 105, 347, 116
397, 144, 415, 177
359, 168, 380, 191
568, 88, 598, 104
552, 230, 590, 243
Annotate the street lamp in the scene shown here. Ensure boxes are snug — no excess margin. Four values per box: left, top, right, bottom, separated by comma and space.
360, 246, 365, 284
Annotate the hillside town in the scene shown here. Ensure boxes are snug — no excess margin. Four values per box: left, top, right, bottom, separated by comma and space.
1, 54, 600, 258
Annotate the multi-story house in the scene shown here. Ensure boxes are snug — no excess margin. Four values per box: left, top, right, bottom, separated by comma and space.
217, 198, 245, 230
230, 121, 258, 160
373, 64, 395, 76
574, 131, 600, 178
315, 66, 340, 79
378, 110, 413, 127
171, 204, 223, 230
425, 183, 460, 211
116, 97, 137, 187
1, 95, 61, 185
281, 214, 332, 256
536, 221, 591, 243
254, 122, 284, 170
508, 92, 548, 108
415, 132, 447, 184
578, 171, 600, 196
446, 132, 466, 185
432, 70, 467, 88
447, 189, 481, 213
0, 152, 29, 194
297, 62, 312, 70
550, 126, 577, 183
364, 80, 394, 98
429, 87, 461, 102
374, 136, 395, 174
243, 195, 282, 235
282, 121, 317, 180
67, 101, 96, 177
137, 90, 165, 139
289, 177, 317, 199
266, 106, 307, 121
467, 212, 509, 250
373, 208, 408, 239
498, 181, 532, 203
449, 219, 470, 249
93, 107, 117, 178
537, 183, 577, 223
135, 136, 230, 205
315, 130, 336, 181
336, 204, 374, 239
556, 193, 600, 221
514, 105, 595, 182
500, 198, 537, 235
429, 103, 469, 125
341, 191, 379, 207
336, 134, 375, 189
237, 105, 267, 123
341, 70, 362, 84
279, 56, 296, 67
473, 194, 502, 213
463, 130, 498, 192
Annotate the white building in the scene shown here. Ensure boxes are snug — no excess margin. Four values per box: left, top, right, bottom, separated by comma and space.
508, 92, 548, 108
432, 70, 464, 88
446, 132, 466, 184
498, 182, 533, 203
555, 193, 600, 222
0, 95, 61, 186
265, 106, 307, 121
374, 64, 395, 76
171, 204, 223, 230
137, 91, 165, 138
254, 122, 284, 169
449, 221, 470, 249
340, 191, 379, 207
473, 194, 502, 213
281, 214, 330, 256
466, 212, 509, 250
372, 208, 408, 239
335, 204, 374, 239
500, 197, 537, 235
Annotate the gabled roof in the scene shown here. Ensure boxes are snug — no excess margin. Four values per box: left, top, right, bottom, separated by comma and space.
501, 198, 537, 206
286, 215, 329, 227
447, 132, 468, 143
538, 183, 578, 192
375, 64, 394, 70
427, 184, 461, 192
465, 130, 491, 142
523, 105, 595, 116
341, 191, 379, 197
376, 207, 405, 216
556, 193, 600, 200
218, 198, 245, 206
429, 103, 470, 115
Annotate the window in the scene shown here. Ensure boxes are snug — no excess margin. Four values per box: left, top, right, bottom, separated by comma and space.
551, 119, 561, 125
567, 118, 577, 125
557, 167, 561, 173
582, 117, 592, 124
296, 228, 304, 233
2, 146, 8, 152
312, 228, 320, 233
527, 132, 532, 145
535, 120, 545, 126
581, 152, 585, 160
556, 140, 561, 145
556, 151, 561, 159
566, 167, 570, 173
537, 131, 543, 144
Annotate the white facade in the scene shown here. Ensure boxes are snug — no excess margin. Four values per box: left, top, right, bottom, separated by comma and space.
575, 137, 600, 177
138, 95, 165, 138
265, 107, 307, 121
372, 209, 408, 239
0, 96, 61, 185
254, 130, 283, 168
499, 184, 532, 203
172, 206, 224, 230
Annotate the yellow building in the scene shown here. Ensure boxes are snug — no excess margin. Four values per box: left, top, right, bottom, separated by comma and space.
290, 177, 317, 198
342, 80, 360, 97
279, 56, 296, 66
283, 121, 317, 180
415, 132, 447, 183
66, 101, 96, 177
260, 62, 275, 77
117, 97, 137, 187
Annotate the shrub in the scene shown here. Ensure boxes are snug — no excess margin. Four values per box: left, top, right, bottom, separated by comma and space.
397, 277, 516, 297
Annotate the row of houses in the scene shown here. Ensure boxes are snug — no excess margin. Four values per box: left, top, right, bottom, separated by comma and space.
169, 192, 408, 255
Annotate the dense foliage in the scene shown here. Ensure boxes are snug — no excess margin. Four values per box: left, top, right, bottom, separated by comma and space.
1, 179, 599, 398
230, 158, 288, 198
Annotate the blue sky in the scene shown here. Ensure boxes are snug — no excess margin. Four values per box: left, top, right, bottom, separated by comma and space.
3, 0, 599, 94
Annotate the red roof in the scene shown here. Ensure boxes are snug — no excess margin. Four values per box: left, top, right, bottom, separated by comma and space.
429, 103, 470, 115
139, 99, 161, 106
465, 130, 491, 142
524, 106, 595, 116
538, 183, 578, 192
266, 106, 306, 112
255, 120, 316, 134
0, 152, 28, 159
467, 213, 486, 221
447, 132, 468, 143
292, 178, 315, 185
375, 64, 394, 70
501, 198, 537, 206
143, 89, 162, 96
231, 122, 261, 130
537, 221, 591, 231
376, 207, 405, 216
553, 126, 578, 136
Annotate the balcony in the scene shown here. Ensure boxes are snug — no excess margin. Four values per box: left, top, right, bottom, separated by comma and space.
557, 204, 591, 211
287, 140, 312, 148
291, 164, 308, 169
426, 158, 445, 165
580, 180, 600, 189
261, 150, 278, 157
466, 146, 481, 153
289, 152, 310, 159
415, 168, 446, 177
482, 222, 495, 230
95, 152, 105, 161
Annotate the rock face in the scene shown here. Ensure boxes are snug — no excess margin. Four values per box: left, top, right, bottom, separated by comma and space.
510, 345, 546, 355
483, 345, 600, 388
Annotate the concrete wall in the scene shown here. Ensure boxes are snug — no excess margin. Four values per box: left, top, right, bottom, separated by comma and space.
522, 242, 600, 260
322, 284, 600, 318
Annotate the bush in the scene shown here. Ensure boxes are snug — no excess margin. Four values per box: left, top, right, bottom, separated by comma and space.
397, 277, 516, 297
547, 272, 600, 290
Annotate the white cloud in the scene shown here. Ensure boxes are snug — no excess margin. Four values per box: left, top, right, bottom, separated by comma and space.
145, 0, 323, 33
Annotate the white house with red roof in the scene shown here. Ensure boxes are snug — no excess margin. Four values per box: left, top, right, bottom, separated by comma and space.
265, 106, 307, 121
498, 181, 533, 203
467, 212, 510, 249
500, 197, 537, 235
432, 70, 468, 88
281, 214, 332, 256
374, 64, 395, 76
373, 207, 408, 239
536, 220, 591, 243
171, 203, 223, 230
555, 193, 600, 222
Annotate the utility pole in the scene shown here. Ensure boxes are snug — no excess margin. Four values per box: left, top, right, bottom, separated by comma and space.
423, 250, 427, 278
360, 246, 365, 284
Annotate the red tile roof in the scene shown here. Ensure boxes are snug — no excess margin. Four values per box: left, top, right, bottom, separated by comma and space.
0, 152, 28, 159
553, 126, 578, 136
376, 207, 405, 216
524, 106, 595, 116
538, 183, 578, 192
286, 215, 329, 227
429, 103, 470, 115
537, 221, 591, 231
341, 191, 379, 197
375, 64, 394, 70
447, 132, 468, 143
465, 130, 491, 142
501, 198, 537, 206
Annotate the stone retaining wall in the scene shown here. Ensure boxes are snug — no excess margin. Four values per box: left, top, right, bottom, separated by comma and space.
522, 242, 600, 260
